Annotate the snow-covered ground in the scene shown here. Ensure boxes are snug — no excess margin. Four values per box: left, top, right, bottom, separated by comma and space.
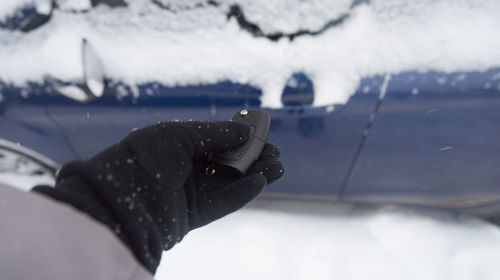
5, 173, 500, 280
159, 199, 500, 280
0, 145, 56, 191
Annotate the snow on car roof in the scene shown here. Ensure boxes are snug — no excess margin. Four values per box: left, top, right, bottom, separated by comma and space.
0, 0, 500, 107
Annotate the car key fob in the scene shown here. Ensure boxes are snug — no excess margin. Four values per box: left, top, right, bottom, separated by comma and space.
212, 109, 270, 175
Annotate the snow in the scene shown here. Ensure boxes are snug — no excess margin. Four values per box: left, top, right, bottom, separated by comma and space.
57, 0, 92, 11
0, 0, 500, 107
0, 145, 56, 191
0, 0, 32, 20
156, 199, 500, 280
223, 0, 355, 34
0, 172, 53, 191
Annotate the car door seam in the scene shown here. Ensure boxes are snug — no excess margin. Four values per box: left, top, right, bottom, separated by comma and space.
339, 73, 391, 199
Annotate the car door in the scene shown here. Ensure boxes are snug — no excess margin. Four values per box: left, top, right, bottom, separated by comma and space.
45, 72, 382, 198
343, 69, 500, 212
0, 82, 76, 166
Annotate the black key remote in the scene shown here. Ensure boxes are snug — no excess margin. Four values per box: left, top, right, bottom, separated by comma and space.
212, 109, 270, 174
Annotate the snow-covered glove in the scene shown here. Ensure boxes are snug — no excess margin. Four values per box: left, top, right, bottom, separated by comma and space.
33, 121, 284, 274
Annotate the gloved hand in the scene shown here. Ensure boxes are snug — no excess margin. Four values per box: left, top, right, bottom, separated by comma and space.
33, 121, 284, 274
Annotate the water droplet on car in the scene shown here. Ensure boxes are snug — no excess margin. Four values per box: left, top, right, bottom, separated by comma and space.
106, 174, 113, 181
156, 173, 161, 178
439, 146, 453, 151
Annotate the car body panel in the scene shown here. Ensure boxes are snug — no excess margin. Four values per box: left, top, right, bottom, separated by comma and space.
0, 83, 76, 164
43, 77, 381, 197
344, 69, 500, 210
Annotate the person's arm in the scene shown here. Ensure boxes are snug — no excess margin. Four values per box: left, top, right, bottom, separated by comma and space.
33, 121, 284, 274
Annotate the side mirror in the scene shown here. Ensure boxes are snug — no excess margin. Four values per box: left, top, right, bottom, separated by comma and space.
53, 38, 106, 102
81, 38, 105, 98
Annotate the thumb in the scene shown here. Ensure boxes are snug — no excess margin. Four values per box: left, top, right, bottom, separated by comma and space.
191, 174, 266, 229
158, 121, 251, 157
184, 121, 251, 156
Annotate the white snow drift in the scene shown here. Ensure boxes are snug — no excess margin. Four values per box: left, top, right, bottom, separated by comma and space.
157, 199, 500, 280
1, 0, 500, 107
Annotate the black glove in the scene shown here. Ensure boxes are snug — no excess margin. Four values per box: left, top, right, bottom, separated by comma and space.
33, 121, 284, 274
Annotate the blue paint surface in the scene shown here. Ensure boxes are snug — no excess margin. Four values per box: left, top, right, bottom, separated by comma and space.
344, 69, 500, 213
2, 69, 500, 215
3, 69, 500, 215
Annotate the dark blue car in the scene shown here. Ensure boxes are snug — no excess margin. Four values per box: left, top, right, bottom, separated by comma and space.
1, 0, 500, 216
